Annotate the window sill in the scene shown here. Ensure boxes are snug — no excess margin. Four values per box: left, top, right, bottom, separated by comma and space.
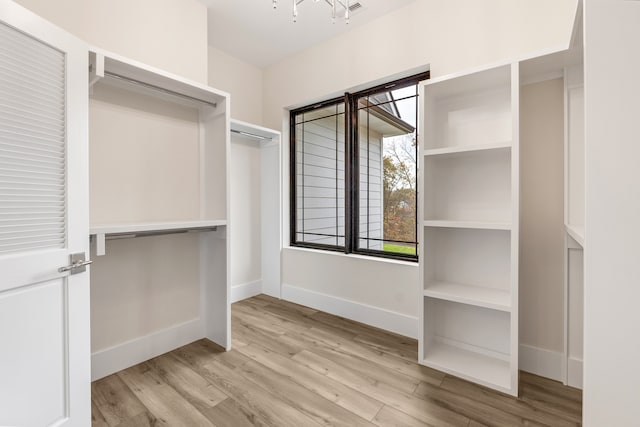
284, 245, 419, 267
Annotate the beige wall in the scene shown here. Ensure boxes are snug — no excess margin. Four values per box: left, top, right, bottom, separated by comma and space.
209, 46, 263, 124
275, 0, 577, 358
263, 0, 577, 129
520, 78, 565, 353
14, 0, 208, 83
13, 0, 210, 353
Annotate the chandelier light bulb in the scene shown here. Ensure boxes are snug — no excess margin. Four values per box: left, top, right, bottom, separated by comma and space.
274, 0, 351, 24
345, 0, 350, 23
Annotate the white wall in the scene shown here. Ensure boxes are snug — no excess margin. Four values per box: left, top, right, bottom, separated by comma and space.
263, 0, 578, 129
583, 0, 640, 424
230, 135, 263, 292
209, 46, 263, 124
519, 79, 565, 354
274, 0, 578, 340
14, 0, 208, 84
282, 248, 419, 337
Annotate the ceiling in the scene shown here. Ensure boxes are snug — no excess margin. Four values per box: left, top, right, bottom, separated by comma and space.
200, 0, 415, 68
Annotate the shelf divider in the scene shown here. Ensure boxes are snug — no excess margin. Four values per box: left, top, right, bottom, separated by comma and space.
423, 220, 511, 231
424, 281, 511, 312
423, 142, 511, 157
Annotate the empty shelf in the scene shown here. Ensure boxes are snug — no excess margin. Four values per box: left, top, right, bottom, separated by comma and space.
423, 142, 511, 157
90, 220, 226, 236
422, 340, 511, 392
423, 220, 511, 230
424, 282, 511, 312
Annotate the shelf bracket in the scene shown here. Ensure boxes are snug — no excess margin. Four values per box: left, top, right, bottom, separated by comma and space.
89, 51, 105, 92
96, 233, 106, 257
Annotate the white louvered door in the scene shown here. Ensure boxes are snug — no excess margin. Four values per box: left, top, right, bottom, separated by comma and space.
0, 2, 90, 426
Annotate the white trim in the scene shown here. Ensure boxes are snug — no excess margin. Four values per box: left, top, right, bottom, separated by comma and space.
519, 344, 564, 382
281, 284, 418, 338
231, 280, 263, 303
567, 356, 583, 389
91, 319, 202, 381
283, 245, 418, 267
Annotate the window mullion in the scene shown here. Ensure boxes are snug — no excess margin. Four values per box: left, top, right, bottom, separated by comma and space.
345, 92, 360, 254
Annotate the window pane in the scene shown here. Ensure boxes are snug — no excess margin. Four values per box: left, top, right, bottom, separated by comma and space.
293, 102, 345, 247
357, 87, 418, 256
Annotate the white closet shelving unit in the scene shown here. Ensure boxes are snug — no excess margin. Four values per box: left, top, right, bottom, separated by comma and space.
229, 119, 282, 301
87, 49, 231, 379
418, 45, 585, 394
418, 63, 520, 395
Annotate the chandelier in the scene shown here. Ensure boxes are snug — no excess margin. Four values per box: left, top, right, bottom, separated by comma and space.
272, 0, 352, 24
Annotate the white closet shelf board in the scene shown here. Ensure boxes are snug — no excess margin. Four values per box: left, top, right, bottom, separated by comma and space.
423, 64, 511, 99
422, 340, 511, 392
566, 225, 585, 247
424, 282, 511, 312
423, 220, 511, 230
90, 220, 227, 236
423, 142, 511, 157
231, 119, 281, 140
90, 48, 229, 107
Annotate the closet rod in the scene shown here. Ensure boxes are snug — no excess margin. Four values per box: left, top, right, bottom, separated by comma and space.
231, 129, 273, 141
104, 71, 218, 108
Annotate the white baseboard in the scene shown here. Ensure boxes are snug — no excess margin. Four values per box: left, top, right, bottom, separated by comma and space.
567, 356, 583, 389
281, 284, 418, 338
519, 344, 564, 382
91, 319, 202, 381
231, 280, 262, 303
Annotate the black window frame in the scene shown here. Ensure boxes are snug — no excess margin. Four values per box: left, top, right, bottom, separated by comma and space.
290, 72, 429, 261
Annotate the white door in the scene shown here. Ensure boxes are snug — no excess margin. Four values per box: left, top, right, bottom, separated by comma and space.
0, 1, 90, 426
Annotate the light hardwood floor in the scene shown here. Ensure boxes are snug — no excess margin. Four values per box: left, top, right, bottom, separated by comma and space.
92, 295, 582, 426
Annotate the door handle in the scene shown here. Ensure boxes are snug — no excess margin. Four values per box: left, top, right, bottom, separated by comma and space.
58, 252, 92, 274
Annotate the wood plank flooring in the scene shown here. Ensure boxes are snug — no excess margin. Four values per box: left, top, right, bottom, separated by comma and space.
92, 295, 582, 426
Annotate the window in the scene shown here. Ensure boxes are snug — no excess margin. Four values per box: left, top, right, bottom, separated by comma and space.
290, 72, 428, 261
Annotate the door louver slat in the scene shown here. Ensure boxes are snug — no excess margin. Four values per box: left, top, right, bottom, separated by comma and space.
0, 22, 66, 255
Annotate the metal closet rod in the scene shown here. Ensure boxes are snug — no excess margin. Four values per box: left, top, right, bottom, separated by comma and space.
104, 71, 218, 108
231, 129, 273, 141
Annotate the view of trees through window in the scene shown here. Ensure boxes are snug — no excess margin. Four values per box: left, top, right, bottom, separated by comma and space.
382, 132, 417, 255
357, 83, 418, 257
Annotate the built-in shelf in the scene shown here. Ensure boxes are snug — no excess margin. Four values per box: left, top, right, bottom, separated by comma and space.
90, 220, 226, 236
424, 282, 511, 312
423, 220, 511, 231
86, 48, 231, 383
90, 220, 226, 257
423, 142, 511, 157
419, 61, 518, 396
566, 224, 584, 247
421, 340, 511, 392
